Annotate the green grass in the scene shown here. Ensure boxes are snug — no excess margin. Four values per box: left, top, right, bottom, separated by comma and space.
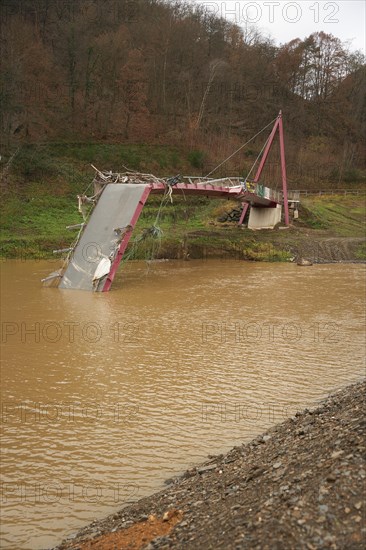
1, 143, 365, 260
302, 195, 366, 237
6, 142, 190, 183
0, 142, 197, 258
355, 242, 366, 260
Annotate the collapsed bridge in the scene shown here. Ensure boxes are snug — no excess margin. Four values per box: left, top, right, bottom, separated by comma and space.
44, 111, 290, 292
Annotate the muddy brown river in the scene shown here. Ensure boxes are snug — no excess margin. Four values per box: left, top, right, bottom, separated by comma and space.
1, 259, 365, 549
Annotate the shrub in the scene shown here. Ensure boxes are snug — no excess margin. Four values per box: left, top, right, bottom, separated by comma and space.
188, 150, 205, 169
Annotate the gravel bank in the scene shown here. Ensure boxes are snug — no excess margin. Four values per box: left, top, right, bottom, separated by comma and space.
53, 380, 365, 550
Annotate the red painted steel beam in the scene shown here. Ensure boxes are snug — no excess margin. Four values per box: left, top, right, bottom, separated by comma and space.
252, 111, 289, 226
148, 182, 243, 198
148, 183, 277, 205
278, 112, 290, 226
238, 202, 250, 225
102, 186, 151, 292
100, 182, 277, 292
253, 116, 280, 184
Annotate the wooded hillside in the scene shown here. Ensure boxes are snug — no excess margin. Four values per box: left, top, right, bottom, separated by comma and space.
1, 0, 365, 185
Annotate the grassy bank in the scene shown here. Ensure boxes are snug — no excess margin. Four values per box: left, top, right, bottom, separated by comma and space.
1, 143, 365, 262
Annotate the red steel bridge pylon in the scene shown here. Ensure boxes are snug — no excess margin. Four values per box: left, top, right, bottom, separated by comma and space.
238, 110, 289, 226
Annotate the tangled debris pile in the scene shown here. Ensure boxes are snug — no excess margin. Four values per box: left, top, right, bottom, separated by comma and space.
53, 380, 365, 550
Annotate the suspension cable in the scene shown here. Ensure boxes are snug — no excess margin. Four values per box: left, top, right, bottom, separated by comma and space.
244, 131, 271, 182
205, 116, 278, 178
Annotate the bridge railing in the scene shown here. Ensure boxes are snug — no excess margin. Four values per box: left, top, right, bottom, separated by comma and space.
288, 189, 366, 197
287, 190, 300, 202
183, 176, 243, 187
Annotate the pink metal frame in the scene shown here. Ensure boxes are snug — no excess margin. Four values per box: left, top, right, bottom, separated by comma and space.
238, 202, 250, 226
100, 183, 278, 292
100, 111, 289, 291
149, 183, 276, 205
102, 186, 152, 292
252, 110, 289, 225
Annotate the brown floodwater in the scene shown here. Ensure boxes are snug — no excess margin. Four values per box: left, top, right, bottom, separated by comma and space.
0, 259, 365, 549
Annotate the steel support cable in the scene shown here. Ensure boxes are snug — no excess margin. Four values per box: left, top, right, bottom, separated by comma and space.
244, 131, 272, 183
205, 116, 278, 178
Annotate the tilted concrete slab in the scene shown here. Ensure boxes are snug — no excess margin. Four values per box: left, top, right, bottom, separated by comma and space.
59, 184, 149, 291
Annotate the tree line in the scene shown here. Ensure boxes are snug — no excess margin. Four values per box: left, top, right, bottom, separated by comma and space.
1, 0, 365, 183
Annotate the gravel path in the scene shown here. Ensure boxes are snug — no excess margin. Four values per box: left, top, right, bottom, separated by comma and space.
53, 380, 365, 550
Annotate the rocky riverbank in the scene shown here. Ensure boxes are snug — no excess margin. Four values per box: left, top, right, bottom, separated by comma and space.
52, 380, 365, 550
